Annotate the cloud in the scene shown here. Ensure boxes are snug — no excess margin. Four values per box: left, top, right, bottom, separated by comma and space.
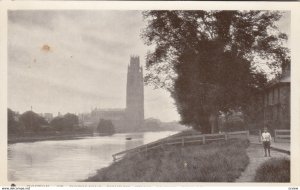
8, 10, 57, 30
9, 10, 288, 122
8, 10, 180, 122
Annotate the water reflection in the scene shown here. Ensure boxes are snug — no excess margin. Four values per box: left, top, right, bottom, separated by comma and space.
8, 131, 177, 182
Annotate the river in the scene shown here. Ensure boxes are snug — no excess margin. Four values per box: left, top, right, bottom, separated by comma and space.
8, 131, 178, 182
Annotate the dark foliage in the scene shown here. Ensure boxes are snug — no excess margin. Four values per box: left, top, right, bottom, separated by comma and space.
254, 158, 290, 182
50, 113, 79, 131
141, 11, 290, 133
19, 111, 48, 132
97, 119, 115, 135
223, 120, 246, 132
8, 108, 24, 135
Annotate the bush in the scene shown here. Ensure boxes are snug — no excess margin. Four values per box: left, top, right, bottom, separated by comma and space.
224, 120, 246, 132
254, 158, 290, 182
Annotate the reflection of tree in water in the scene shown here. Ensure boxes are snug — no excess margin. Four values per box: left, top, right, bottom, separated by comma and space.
125, 133, 144, 150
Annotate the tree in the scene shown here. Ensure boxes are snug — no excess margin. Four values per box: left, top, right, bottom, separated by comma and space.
141, 11, 289, 133
63, 113, 79, 130
50, 117, 65, 131
8, 108, 24, 135
144, 118, 162, 131
50, 113, 79, 131
19, 111, 48, 132
97, 119, 115, 135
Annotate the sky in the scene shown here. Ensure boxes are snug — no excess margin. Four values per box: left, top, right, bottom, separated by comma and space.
8, 10, 290, 122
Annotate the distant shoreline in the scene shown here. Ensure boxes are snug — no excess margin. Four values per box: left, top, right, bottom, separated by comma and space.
8, 129, 183, 144
8, 133, 95, 144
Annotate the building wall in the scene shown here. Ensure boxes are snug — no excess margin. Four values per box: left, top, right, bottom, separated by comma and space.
263, 61, 290, 130
263, 83, 290, 130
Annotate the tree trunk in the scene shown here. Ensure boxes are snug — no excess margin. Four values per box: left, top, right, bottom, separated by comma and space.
209, 112, 219, 134
198, 113, 211, 134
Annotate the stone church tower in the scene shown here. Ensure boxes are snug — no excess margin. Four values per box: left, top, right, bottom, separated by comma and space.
126, 56, 144, 130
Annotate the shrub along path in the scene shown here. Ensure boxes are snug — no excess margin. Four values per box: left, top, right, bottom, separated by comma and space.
235, 143, 289, 182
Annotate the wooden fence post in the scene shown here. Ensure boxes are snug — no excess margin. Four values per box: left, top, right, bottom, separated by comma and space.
224, 133, 228, 141
258, 129, 261, 142
246, 130, 250, 139
181, 138, 185, 147
203, 136, 206, 144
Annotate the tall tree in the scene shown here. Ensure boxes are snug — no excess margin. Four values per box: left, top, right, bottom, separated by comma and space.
8, 108, 24, 135
141, 10, 289, 133
50, 117, 65, 131
63, 113, 79, 130
19, 111, 48, 132
50, 113, 79, 131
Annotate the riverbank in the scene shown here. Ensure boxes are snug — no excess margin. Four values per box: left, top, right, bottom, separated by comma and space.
8, 133, 95, 144
85, 138, 249, 182
8, 130, 183, 144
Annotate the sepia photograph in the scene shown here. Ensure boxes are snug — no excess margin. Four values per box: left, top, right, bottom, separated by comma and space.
6, 8, 293, 183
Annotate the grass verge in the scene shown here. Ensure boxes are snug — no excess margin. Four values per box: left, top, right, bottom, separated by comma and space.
85, 138, 249, 182
254, 158, 290, 182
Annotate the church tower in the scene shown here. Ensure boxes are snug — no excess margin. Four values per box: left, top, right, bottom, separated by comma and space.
126, 56, 144, 130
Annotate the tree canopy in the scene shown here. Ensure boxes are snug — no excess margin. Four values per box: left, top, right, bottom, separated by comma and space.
19, 111, 48, 132
97, 119, 115, 135
8, 108, 24, 134
50, 113, 79, 131
141, 10, 290, 133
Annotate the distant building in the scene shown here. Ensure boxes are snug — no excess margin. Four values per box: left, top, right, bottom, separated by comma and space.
88, 108, 126, 132
43, 113, 54, 122
39, 113, 54, 122
263, 62, 290, 130
125, 56, 144, 130
80, 56, 145, 132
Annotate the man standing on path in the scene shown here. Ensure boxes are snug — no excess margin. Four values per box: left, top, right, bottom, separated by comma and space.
261, 127, 272, 157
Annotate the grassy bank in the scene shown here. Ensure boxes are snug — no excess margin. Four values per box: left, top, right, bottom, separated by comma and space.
85, 138, 249, 182
254, 158, 290, 182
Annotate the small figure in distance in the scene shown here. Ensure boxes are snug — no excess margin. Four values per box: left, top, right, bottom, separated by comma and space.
261, 127, 272, 157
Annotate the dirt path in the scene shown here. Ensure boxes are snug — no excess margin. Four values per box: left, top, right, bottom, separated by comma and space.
235, 143, 289, 182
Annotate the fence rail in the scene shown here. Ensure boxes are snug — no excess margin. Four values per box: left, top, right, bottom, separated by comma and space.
257, 129, 290, 142
112, 130, 249, 162
274, 129, 290, 142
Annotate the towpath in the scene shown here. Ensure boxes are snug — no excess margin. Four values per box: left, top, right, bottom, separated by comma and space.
236, 136, 290, 182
